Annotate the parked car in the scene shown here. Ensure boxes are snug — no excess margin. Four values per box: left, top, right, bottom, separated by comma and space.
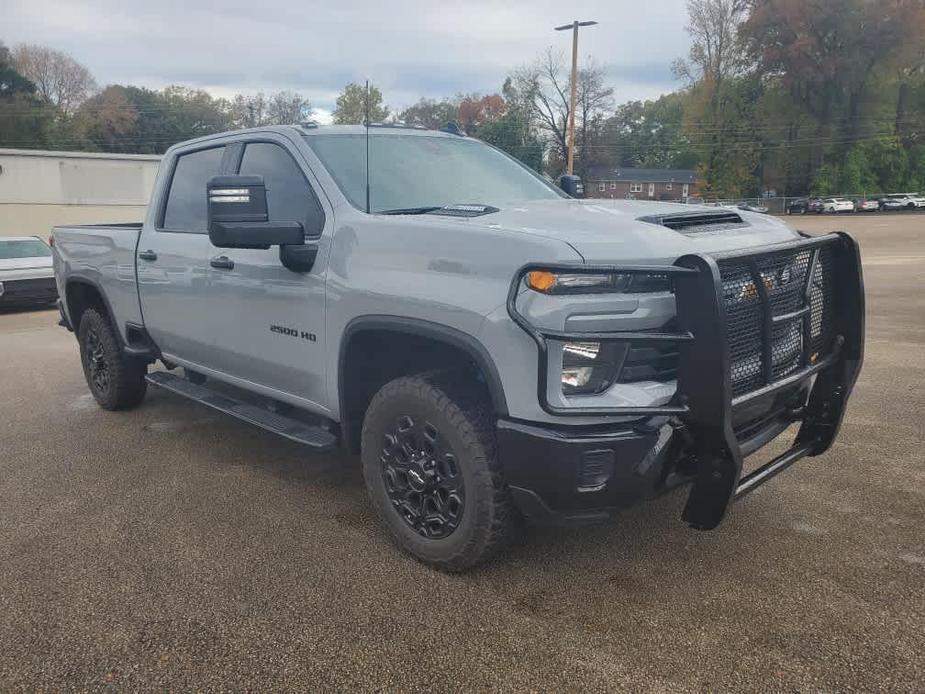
786, 198, 811, 214
821, 197, 855, 213
0, 236, 58, 308
737, 202, 769, 213
854, 198, 879, 212
808, 198, 826, 214
879, 193, 925, 210
51, 124, 865, 571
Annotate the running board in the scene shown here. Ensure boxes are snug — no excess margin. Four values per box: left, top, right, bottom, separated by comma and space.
145, 371, 337, 451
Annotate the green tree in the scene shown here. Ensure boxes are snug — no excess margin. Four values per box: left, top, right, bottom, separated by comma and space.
399, 97, 459, 129
332, 82, 388, 124
477, 110, 544, 172
74, 84, 229, 153
601, 93, 699, 169
0, 41, 54, 148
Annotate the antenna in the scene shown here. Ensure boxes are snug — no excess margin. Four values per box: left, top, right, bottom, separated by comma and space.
365, 79, 371, 214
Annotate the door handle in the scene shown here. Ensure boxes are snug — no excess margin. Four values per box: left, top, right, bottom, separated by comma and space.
210, 256, 235, 270
138, 250, 157, 261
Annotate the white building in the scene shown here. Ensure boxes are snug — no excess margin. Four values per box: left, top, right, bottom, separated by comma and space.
0, 148, 161, 238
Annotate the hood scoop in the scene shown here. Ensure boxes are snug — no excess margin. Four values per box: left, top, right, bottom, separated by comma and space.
639, 211, 748, 236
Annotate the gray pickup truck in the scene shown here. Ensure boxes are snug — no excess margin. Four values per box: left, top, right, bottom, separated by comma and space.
52, 124, 864, 571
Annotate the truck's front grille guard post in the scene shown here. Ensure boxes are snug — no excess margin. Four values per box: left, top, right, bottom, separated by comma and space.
506, 232, 864, 528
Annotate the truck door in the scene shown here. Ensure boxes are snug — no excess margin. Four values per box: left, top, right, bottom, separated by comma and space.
204, 138, 332, 413
137, 143, 230, 366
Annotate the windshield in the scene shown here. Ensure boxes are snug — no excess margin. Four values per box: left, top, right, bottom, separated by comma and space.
304, 133, 564, 213
0, 239, 51, 259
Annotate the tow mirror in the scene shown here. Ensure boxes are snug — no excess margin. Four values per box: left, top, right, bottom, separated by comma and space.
207, 175, 304, 249
558, 174, 584, 198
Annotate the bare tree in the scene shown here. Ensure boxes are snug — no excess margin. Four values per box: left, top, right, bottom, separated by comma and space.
673, 0, 750, 85
266, 90, 312, 124
229, 93, 269, 129
508, 48, 613, 175
673, 0, 752, 193
12, 43, 96, 117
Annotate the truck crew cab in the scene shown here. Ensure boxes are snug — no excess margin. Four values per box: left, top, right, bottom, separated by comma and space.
52, 124, 864, 571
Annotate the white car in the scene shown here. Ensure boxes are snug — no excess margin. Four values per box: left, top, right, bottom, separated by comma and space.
0, 236, 58, 307
879, 193, 925, 210
821, 197, 854, 213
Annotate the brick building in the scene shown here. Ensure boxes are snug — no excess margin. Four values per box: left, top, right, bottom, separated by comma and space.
584, 167, 701, 202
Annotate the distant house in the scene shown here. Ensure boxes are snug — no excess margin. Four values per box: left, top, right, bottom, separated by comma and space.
584, 167, 701, 202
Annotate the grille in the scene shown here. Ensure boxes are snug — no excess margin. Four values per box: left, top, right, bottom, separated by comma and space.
617, 340, 680, 383
719, 246, 836, 398
0, 277, 57, 299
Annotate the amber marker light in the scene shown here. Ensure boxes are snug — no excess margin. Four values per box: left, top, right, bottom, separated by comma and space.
526, 270, 557, 293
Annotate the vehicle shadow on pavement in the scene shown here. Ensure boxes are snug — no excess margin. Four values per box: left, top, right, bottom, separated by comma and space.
0, 304, 58, 316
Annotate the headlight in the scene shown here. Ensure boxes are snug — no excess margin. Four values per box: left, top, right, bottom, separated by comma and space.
561, 341, 624, 395
527, 270, 670, 295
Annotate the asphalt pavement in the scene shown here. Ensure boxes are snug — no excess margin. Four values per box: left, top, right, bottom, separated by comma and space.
0, 214, 922, 690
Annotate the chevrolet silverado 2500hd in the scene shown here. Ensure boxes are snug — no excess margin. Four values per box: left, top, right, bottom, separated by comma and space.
53, 125, 864, 571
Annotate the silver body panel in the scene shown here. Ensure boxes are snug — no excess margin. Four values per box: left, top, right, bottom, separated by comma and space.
53, 125, 804, 427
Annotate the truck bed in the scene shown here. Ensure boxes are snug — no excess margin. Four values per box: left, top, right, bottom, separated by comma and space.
52, 223, 144, 340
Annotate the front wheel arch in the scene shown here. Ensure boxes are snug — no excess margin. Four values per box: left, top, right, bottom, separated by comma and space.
338, 317, 508, 453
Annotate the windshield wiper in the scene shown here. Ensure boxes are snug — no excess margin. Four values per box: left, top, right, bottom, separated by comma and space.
378, 206, 443, 215
378, 204, 500, 217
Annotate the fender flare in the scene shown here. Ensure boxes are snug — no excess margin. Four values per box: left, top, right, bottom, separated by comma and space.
64, 275, 157, 360
338, 315, 509, 425
63, 275, 119, 336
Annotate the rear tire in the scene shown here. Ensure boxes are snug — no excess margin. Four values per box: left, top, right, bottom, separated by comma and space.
361, 372, 514, 572
77, 308, 147, 410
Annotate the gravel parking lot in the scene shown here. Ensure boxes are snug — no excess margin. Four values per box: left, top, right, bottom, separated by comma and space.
1, 214, 922, 691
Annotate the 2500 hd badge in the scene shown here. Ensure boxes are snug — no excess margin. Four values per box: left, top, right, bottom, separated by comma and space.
270, 324, 316, 342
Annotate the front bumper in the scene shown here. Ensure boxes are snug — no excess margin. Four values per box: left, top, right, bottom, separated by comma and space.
503, 232, 864, 527
0, 276, 58, 305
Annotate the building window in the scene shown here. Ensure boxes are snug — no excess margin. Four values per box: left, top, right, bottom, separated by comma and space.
598, 182, 605, 192
610, 182, 617, 190
665, 182, 672, 191
630, 183, 642, 193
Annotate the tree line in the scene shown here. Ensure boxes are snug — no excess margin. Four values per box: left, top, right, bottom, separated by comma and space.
2, 0, 924, 197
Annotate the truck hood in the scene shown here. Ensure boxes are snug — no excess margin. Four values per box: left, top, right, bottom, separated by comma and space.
468, 199, 800, 264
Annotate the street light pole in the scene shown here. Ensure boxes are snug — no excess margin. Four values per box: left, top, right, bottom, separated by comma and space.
555, 20, 598, 176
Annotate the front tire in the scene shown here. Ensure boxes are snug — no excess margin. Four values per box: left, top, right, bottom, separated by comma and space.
77, 308, 147, 410
361, 372, 514, 572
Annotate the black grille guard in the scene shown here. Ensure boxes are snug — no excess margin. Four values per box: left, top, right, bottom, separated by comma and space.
506, 232, 865, 529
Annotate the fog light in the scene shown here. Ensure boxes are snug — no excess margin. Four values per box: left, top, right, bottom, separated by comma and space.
562, 366, 594, 389
561, 341, 623, 395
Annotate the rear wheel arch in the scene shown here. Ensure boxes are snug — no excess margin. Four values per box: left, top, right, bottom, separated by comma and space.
65, 278, 114, 335
338, 317, 508, 453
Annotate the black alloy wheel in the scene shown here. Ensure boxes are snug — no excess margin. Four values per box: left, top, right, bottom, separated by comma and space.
84, 326, 110, 394
380, 414, 465, 539
77, 308, 147, 410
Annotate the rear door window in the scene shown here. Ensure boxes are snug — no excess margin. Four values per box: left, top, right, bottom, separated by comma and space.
162, 146, 225, 232
238, 142, 324, 236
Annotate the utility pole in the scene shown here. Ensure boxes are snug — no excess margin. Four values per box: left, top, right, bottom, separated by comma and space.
554, 20, 597, 176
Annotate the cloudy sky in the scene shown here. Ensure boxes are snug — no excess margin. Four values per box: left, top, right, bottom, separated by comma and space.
6, 0, 692, 120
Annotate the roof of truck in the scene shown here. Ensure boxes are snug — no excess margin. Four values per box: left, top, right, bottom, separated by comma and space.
295, 123, 462, 138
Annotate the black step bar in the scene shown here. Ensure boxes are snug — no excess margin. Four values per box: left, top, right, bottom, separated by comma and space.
145, 371, 337, 451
